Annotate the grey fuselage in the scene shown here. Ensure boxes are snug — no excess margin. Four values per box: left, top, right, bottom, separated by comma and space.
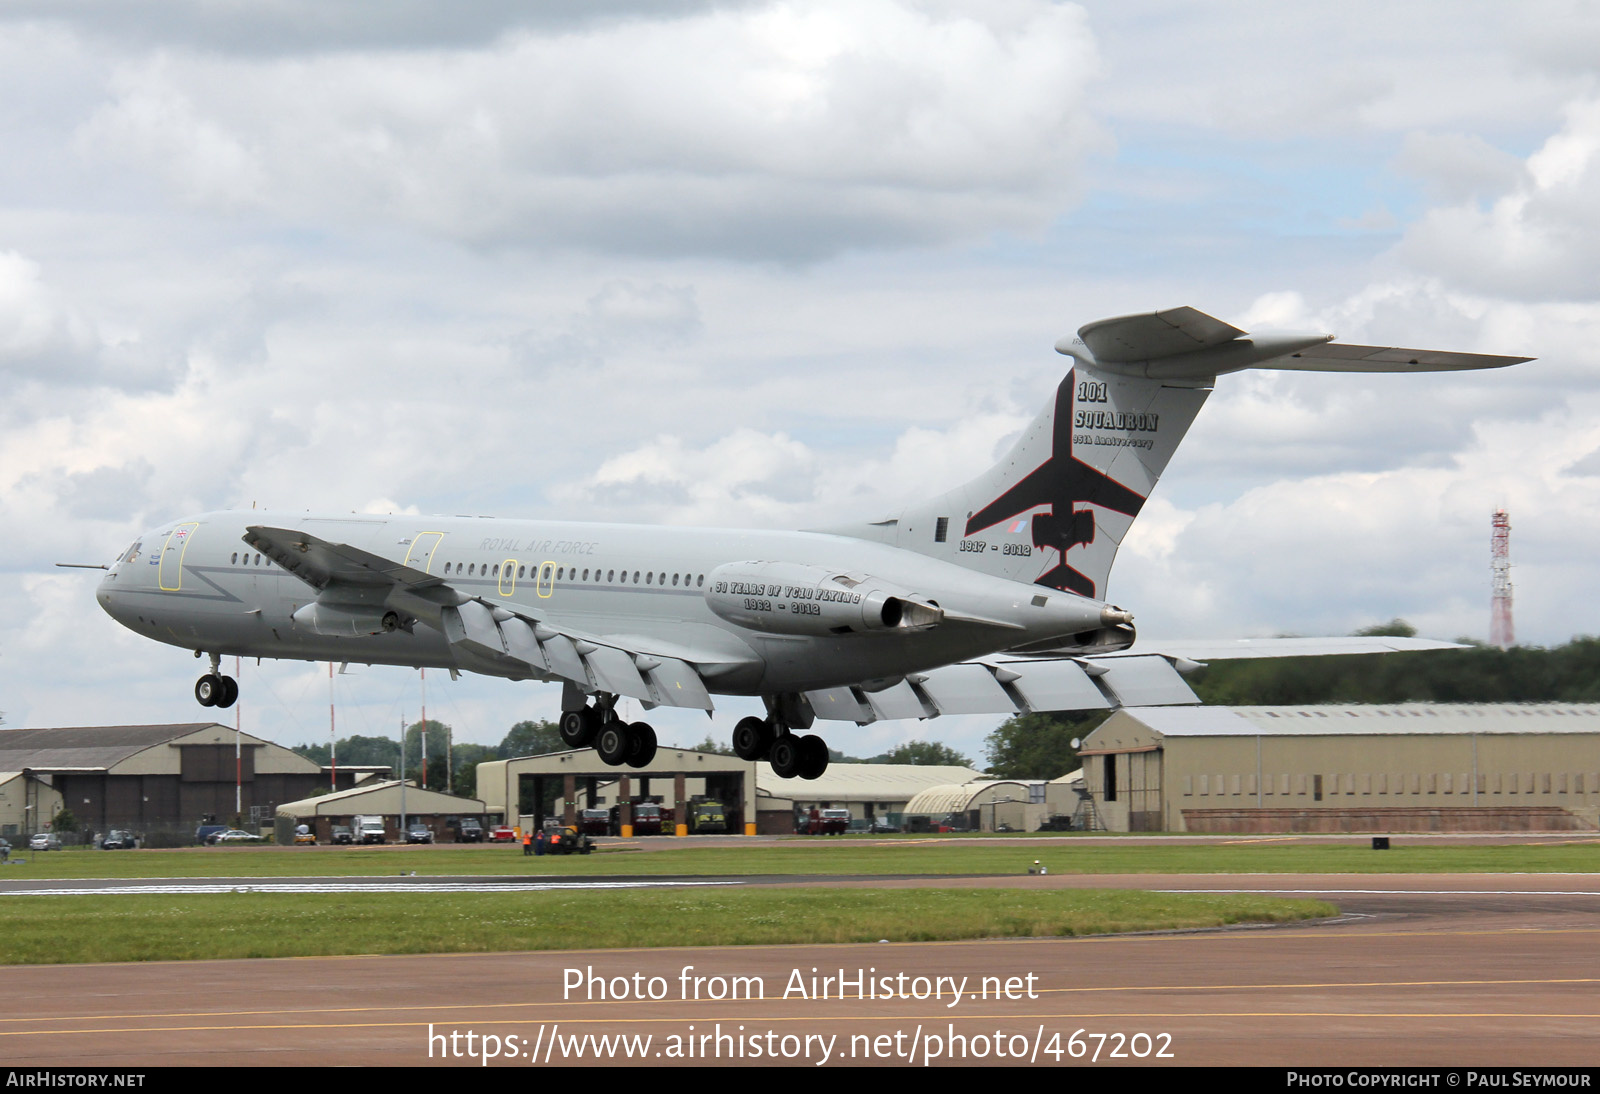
96, 510, 1112, 696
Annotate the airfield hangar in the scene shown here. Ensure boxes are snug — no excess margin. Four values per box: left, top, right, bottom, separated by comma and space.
0, 723, 370, 844
1079, 704, 1600, 833
476, 750, 1030, 834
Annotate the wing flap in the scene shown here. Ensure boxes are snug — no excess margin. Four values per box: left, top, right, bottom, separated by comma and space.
805, 686, 876, 723
578, 644, 654, 702
641, 656, 715, 710
1087, 654, 1200, 706
860, 680, 934, 721
907, 663, 1017, 715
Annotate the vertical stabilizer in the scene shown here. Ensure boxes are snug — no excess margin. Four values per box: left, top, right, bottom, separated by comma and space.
831, 365, 1212, 600
826, 305, 1527, 601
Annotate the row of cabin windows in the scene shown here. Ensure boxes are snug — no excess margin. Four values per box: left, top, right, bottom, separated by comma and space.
225, 551, 704, 590
440, 561, 706, 589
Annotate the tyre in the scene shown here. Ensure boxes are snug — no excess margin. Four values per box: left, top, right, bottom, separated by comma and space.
798, 734, 829, 780
217, 676, 239, 709
769, 736, 802, 779
595, 721, 630, 767
194, 674, 221, 707
626, 722, 657, 768
559, 708, 597, 748
731, 716, 771, 761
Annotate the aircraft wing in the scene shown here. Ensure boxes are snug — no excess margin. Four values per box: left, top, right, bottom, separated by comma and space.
245, 524, 744, 712
1094, 636, 1468, 660
803, 653, 1199, 723
243, 525, 447, 593
802, 636, 1468, 724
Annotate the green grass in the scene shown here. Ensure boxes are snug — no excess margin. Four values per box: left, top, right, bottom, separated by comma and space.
7, 838, 1599, 880
0, 889, 1336, 965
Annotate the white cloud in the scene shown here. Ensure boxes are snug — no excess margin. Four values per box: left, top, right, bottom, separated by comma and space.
73, 1, 1104, 260
1395, 97, 1600, 300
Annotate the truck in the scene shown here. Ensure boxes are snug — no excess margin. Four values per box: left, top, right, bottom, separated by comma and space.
355, 815, 386, 844
689, 799, 727, 834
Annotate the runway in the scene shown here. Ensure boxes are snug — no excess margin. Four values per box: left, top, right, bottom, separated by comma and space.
3, 872, 1599, 1067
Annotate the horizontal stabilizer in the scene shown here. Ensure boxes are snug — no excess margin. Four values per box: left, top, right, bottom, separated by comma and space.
1078, 306, 1245, 363
1272, 342, 1531, 373
1059, 307, 1531, 379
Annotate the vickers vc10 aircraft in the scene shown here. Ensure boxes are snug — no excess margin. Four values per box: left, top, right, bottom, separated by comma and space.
88, 307, 1529, 780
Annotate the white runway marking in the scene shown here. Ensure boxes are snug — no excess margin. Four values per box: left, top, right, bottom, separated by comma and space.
2, 879, 740, 896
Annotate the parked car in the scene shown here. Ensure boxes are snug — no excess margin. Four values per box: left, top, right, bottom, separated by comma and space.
196, 824, 228, 845
293, 824, 317, 845
211, 829, 263, 843
101, 830, 139, 849
405, 824, 434, 844
488, 825, 517, 842
330, 825, 354, 845
457, 818, 485, 843
28, 833, 62, 851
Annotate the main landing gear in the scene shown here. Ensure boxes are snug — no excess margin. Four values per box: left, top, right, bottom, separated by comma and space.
733, 715, 828, 780
194, 653, 238, 709
559, 695, 657, 769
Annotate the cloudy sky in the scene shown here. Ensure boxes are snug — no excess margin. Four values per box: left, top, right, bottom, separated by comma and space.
3, 0, 1597, 764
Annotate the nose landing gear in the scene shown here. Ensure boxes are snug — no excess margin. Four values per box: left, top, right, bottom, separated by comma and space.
194, 654, 238, 709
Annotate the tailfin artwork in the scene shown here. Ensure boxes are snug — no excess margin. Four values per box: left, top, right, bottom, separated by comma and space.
840, 306, 1529, 601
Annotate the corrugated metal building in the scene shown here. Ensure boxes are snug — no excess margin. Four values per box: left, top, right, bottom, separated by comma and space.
1080, 704, 1600, 833
0, 723, 359, 841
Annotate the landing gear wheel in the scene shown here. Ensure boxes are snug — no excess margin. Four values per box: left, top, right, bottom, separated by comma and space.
216, 676, 239, 709
595, 720, 631, 767
798, 734, 829, 781
195, 674, 222, 707
559, 708, 598, 748
625, 722, 657, 768
769, 735, 802, 779
732, 716, 773, 761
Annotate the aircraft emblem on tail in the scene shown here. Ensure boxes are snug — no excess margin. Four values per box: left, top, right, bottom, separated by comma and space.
964, 372, 1146, 598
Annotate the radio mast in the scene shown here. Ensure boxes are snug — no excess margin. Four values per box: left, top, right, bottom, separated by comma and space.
1490, 509, 1514, 650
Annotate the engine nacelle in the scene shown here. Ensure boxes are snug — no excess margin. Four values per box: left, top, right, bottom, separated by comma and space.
292, 602, 402, 637
705, 561, 943, 637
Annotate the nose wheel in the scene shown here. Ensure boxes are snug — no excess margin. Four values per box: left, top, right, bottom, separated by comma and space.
195, 673, 238, 709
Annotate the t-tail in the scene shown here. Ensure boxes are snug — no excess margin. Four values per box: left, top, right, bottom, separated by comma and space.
832, 305, 1528, 605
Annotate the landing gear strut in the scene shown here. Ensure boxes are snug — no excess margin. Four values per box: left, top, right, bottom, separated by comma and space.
194, 653, 238, 709
565, 693, 657, 769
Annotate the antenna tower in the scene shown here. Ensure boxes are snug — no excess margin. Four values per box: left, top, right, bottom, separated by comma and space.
1490, 509, 1514, 650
